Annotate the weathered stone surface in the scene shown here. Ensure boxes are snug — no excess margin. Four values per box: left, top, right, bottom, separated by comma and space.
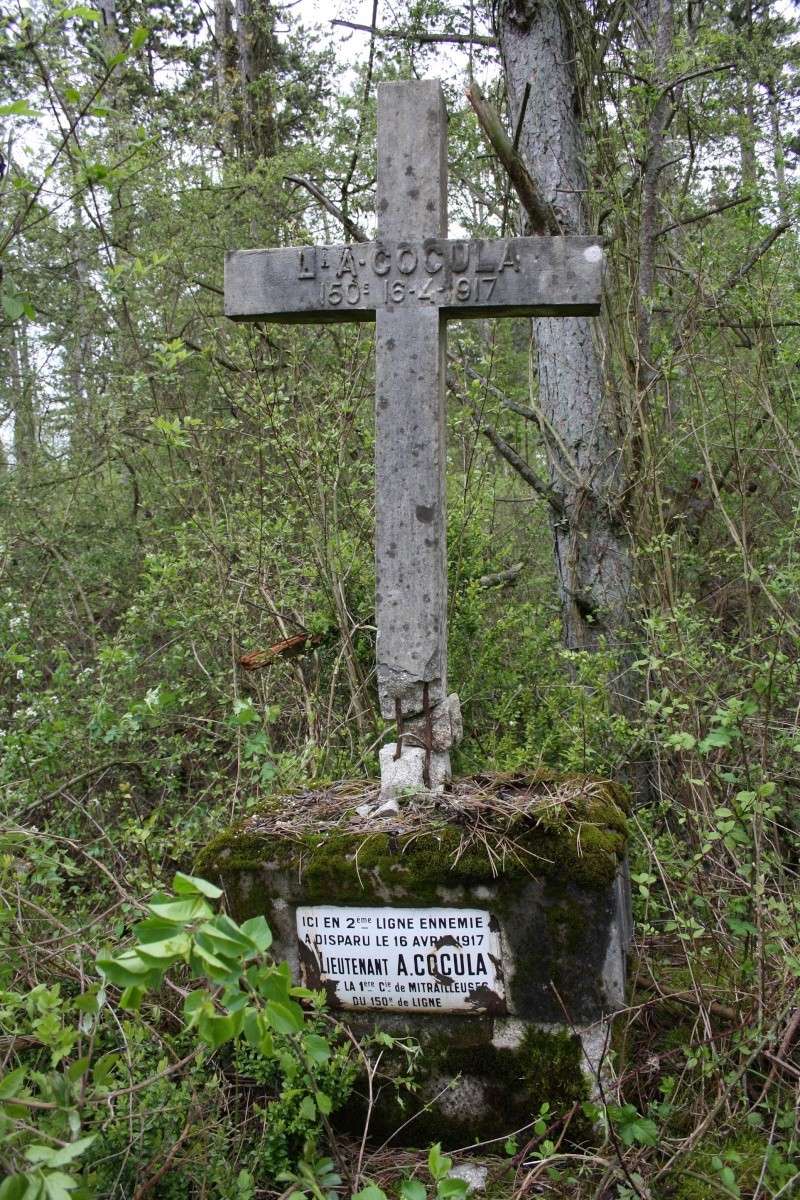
223, 236, 604, 323
375, 81, 449, 720
403, 692, 463, 752
378, 743, 451, 796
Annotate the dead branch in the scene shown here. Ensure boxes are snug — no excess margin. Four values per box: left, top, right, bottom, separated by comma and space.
711, 220, 791, 302
465, 82, 561, 236
447, 375, 563, 514
656, 193, 751, 238
331, 19, 496, 47
284, 175, 366, 243
479, 562, 523, 588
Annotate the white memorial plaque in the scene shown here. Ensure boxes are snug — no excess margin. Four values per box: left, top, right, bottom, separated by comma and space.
296, 905, 506, 1014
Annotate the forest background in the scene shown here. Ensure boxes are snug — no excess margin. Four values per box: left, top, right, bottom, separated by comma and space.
0, 0, 799, 1196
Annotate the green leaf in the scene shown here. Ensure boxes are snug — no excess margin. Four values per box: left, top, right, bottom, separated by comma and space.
240, 915, 272, 952
352, 1186, 388, 1200
60, 5, 102, 19
299, 1094, 316, 1121
304, 1033, 331, 1064
190, 943, 238, 979
0, 100, 41, 117
242, 1009, 273, 1057
427, 1145, 452, 1181
96, 949, 159, 989
315, 1090, 332, 1115
266, 999, 305, 1035
44, 1174, 80, 1200
196, 914, 255, 954
131, 25, 149, 50
0, 1178, 30, 1200
147, 895, 213, 922
66, 1056, 90, 1083
400, 1181, 427, 1200
198, 1012, 241, 1049
92, 1051, 120, 1086
26, 1136, 95, 1167
2, 293, 25, 320
173, 873, 223, 899
136, 933, 191, 962
0, 1067, 26, 1099
133, 917, 183, 942
718, 1166, 740, 1197
436, 1180, 468, 1200
119, 986, 145, 1011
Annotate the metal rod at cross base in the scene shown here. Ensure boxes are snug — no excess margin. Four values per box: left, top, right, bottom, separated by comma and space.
223, 80, 604, 801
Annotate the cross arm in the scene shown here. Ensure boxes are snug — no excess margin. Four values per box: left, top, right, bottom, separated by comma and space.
224, 237, 603, 324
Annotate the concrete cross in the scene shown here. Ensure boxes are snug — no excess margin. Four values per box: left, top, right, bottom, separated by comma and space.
225, 79, 603, 796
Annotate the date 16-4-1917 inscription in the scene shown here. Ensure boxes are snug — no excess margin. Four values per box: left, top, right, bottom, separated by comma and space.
299, 239, 520, 310
224, 236, 603, 324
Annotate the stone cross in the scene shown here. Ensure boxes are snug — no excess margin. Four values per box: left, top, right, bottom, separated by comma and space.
225, 79, 602, 797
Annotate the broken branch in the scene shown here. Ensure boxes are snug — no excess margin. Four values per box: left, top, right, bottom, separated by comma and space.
466, 82, 561, 236
284, 175, 366, 243
331, 19, 496, 47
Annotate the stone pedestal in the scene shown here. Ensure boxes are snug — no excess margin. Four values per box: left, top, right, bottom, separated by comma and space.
198, 773, 631, 1146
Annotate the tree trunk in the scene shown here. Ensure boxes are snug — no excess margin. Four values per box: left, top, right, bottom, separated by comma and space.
495, 0, 633, 687
234, 0, 277, 161
9, 321, 36, 470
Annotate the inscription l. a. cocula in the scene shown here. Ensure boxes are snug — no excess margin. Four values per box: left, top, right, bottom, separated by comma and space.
296, 239, 521, 282
225, 236, 603, 324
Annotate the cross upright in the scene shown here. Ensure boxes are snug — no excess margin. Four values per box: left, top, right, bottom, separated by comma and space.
225, 79, 603, 794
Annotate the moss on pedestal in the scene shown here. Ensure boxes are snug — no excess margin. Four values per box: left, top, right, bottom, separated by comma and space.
336, 1021, 593, 1146
196, 772, 628, 907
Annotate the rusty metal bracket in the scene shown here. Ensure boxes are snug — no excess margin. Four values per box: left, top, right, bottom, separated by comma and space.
394, 697, 403, 760
422, 681, 432, 788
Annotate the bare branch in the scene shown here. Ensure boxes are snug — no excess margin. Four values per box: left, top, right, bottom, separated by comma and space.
331, 19, 496, 47
712, 220, 791, 302
450, 350, 538, 422
465, 82, 561, 235
479, 562, 523, 587
447, 375, 563, 513
656, 193, 751, 238
284, 175, 366, 243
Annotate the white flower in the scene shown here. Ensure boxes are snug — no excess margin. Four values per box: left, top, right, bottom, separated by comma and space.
15, 669, 24, 680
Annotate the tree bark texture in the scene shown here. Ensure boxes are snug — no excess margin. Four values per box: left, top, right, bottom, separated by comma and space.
234, 0, 277, 161
495, 0, 633, 673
